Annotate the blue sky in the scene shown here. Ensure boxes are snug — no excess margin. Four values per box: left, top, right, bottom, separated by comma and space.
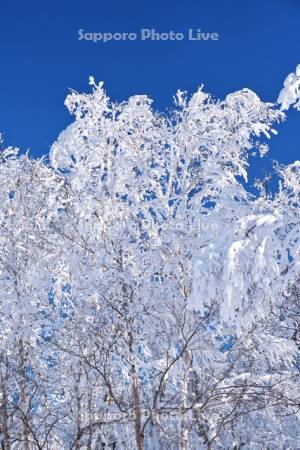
0, 0, 299, 184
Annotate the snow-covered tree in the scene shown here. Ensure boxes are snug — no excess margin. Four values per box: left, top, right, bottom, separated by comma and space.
0, 64, 299, 449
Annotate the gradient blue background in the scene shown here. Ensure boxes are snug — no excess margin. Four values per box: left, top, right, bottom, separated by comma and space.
0, 0, 299, 185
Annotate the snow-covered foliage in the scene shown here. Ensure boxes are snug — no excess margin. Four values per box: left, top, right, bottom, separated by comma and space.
278, 63, 300, 110
0, 67, 299, 449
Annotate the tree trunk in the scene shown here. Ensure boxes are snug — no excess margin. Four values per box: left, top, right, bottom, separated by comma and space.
87, 389, 93, 450
179, 350, 190, 450
0, 375, 11, 450
131, 369, 144, 450
18, 340, 30, 450
132, 366, 144, 450
128, 328, 144, 450
74, 367, 82, 450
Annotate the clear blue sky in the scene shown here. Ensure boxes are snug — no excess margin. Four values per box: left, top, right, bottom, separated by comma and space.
0, 0, 299, 184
